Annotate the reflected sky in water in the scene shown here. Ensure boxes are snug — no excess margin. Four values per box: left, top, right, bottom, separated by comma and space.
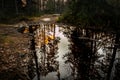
33, 25, 72, 80
33, 24, 119, 80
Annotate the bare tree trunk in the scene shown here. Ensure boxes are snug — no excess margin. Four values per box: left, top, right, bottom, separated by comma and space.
43, 0, 46, 11
39, 0, 41, 12
2, 0, 4, 9
53, 0, 55, 13
15, 0, 18, 14
61, 0, 64, 12
106, 34, 119, 80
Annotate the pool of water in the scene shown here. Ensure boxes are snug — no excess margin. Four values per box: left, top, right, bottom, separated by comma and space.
33, 25, 73, 80
32, 24, 120, 80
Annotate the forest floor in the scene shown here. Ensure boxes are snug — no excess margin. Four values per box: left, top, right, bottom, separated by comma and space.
0, 14, 60, 80
0, 24, 29, 80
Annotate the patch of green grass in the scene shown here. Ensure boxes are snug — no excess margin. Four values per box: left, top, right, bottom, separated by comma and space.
0, 34, 7, 43
0, 34, 15, 44
0, 13, 41, 24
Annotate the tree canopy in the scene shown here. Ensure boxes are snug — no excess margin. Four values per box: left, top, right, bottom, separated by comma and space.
60, 0, 120, 30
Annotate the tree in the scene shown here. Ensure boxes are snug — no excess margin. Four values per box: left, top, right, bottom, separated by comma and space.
60, 0, 120, 30
45, 0, 55, 13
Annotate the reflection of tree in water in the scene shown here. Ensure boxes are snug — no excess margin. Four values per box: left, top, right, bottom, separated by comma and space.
70, 28, 95, 80
27, 24, 119, 80
63, 27, 116, 80
35, 25, 60, 77
39, 40, 59, 76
